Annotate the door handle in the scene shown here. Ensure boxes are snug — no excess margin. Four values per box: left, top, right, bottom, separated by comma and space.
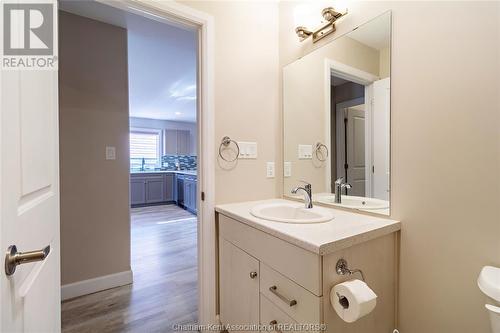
5, 245, 50, 276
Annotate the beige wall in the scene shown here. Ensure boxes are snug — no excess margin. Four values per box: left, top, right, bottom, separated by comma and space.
59, 12, 131, 285
180, 1, 279, 204
379, 47, 390, 78
280, 1, 500, 333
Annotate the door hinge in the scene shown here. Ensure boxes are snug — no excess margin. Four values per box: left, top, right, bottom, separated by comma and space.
201, 191, 205, 201
344, 163, 349, 170
372, 165, 375, 173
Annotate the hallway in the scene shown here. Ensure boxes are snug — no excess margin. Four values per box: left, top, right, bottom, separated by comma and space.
61, 205, 198, 333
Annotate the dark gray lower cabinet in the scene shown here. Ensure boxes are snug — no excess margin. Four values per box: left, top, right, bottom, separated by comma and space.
184, 176, 197, 214
145, 176, 165, 204
130, 173, 175, 207
164, 174, 174, 201
130, 178, 146, 205
176, 174, 185, 206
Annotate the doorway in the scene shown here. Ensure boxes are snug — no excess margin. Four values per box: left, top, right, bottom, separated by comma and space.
326, 59, 390, 201
57, 1, 212, 331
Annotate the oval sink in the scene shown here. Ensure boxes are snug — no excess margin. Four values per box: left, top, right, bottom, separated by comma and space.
250, 202, 334, 224
316, 194, 389, 210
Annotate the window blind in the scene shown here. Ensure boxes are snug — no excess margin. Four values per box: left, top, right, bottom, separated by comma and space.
130, 132, 160, 160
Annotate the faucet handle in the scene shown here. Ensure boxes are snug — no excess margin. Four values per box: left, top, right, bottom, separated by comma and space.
299, 180, 311, 189
341, 183, 352, 189
335, 177, 344, 184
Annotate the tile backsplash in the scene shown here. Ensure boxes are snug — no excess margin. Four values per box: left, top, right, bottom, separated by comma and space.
162, 155, 197, 170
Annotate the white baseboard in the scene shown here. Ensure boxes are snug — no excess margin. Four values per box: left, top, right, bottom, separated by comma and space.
61, 270, 133, 301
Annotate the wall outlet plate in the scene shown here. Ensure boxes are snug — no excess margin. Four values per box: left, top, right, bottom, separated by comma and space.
105, 146, 116, 160
266, 162, 275, 178
298, 144, 313, 159
284, 162, 292, 177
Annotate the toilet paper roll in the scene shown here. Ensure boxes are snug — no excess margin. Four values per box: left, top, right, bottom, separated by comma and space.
330, 279, 377, 323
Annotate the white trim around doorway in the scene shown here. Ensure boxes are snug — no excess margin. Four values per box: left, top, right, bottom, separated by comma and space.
324, 59, 379, 195
96, 0, 216, 328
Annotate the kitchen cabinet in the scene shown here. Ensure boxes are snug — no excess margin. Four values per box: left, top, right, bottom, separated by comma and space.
164, 173, 174, 201
164, 129, 191, 155
130, 177, 146, 205
145, 175, 165, 204
130, 173, 175, 207
183, 175, 197, 214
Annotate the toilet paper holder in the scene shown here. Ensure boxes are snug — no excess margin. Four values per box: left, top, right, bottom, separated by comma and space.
336, 258, 366, 281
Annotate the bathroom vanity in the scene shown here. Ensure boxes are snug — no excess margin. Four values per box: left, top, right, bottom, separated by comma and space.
216, 199, 400, 333
216, 11, 397, 333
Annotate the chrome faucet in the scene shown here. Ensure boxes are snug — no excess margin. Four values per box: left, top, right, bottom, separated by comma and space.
334, 177, 352, 203
291, 182, 313, 209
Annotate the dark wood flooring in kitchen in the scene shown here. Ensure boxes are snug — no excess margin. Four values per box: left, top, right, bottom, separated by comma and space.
61, 204, 198, 333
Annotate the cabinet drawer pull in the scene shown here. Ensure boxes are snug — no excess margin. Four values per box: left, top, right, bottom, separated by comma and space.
269, 320, 282, 333
269, 285, 297, 307
249, 271, 258, 279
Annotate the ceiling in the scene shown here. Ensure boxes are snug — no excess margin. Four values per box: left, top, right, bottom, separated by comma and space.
348, 12, 391, 50
59, 1, 198, 123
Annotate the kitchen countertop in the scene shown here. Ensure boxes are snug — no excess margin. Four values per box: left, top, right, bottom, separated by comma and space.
130, 170, 197, 176
215, 199, 400, 255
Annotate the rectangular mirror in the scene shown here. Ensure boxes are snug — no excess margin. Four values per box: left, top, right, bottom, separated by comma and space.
283, 11, 391, 215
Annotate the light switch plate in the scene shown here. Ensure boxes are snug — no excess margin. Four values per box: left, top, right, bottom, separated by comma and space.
298, 144, 313, 159
266, 162, 275, 178
238, 142, 258, 159
105, 146, 116, 160
284, 162, 292, 177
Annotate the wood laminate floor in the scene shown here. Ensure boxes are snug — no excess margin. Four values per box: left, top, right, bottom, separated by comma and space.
61, 204, 198, 333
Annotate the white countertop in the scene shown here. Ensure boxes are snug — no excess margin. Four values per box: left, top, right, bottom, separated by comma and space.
131, 170, 197, 176
215, 199, 400, 255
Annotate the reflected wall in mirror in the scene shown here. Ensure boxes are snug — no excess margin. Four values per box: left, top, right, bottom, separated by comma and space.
283, 11, 391, 215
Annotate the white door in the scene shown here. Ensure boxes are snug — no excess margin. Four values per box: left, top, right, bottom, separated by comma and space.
345, 105, 366, 197
372, 78, 390, 200
1, 3, 61, 332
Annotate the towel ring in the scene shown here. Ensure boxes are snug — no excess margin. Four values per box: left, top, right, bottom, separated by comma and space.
315, 142, 329, 162
219, 136, 240, 162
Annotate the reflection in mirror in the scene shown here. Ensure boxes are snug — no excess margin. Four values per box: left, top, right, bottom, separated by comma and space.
283, 11, 391, 215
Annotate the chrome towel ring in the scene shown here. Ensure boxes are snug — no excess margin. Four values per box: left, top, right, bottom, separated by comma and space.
315, 142, 329, 162
219, 136, 240, 162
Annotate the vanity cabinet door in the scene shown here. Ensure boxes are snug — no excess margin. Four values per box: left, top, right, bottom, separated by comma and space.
219, 238, 260, 332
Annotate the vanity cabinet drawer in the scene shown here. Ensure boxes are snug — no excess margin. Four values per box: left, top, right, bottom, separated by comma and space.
260, 263, 322, 324
219, 214, 322, 296
260, 295, 300, 332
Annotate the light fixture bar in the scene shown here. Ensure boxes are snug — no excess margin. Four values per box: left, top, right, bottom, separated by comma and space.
295, 7, 348, 43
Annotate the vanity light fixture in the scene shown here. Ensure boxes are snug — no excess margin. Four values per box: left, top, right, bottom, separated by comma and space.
295, 7, 347, 43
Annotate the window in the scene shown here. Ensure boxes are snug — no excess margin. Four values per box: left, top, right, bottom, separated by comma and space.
130, 129, 161, 170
